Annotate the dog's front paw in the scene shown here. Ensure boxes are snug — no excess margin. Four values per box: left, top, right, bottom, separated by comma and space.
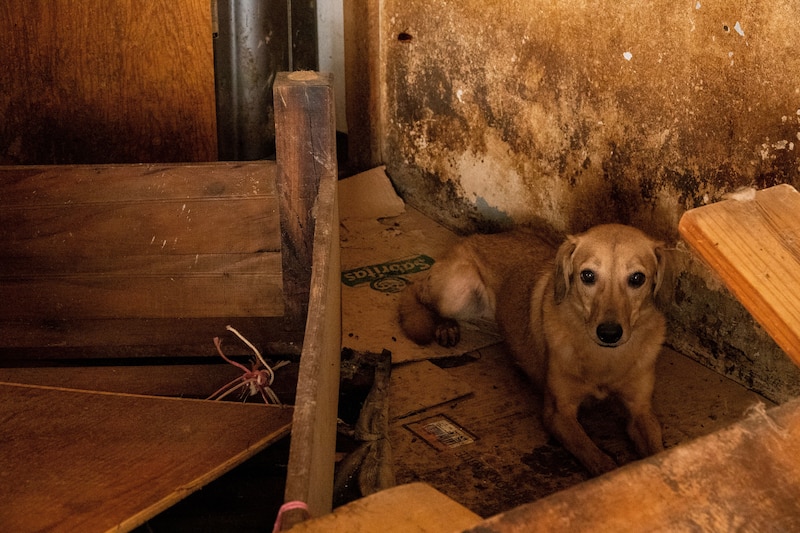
435, 318, 460, 347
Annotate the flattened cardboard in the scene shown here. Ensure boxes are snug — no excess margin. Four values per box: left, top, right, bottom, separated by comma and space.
389, 360, 474, 420
339, 168, 501, 363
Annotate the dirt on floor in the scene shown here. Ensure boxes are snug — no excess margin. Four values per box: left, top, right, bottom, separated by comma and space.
386, 344, 771, 519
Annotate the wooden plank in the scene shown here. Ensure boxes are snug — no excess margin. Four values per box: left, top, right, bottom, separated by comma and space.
0, 164, 280, 261
0, 1, 217, 164
678, 184, 800, 366
275, 72, 342, 529
0, 365, 243, 398
467, 398, 800, 532
2, 252, 280, 277
1, 199, 278, 259
0, 164, 277, 205
0, 362, 299, 401
0, 317, 294, 354
289, 483, 481, 533
0, 268, 282, 320
0, 382, 294, 533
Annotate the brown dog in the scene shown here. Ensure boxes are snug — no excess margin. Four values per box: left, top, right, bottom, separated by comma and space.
398, 224, 669, 475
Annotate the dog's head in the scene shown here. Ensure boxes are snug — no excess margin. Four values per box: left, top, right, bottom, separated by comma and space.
553, 224, 669, 347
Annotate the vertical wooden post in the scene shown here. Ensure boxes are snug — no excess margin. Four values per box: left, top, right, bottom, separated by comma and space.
274, 71, 338, 335
344, 0, 385, 170
274, 71, 342, 529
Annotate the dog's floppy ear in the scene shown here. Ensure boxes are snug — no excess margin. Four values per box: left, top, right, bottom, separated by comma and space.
652, 243, 673, 309
553, 236, 577, 304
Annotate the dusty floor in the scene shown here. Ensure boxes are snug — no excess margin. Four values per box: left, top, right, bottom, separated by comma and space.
134, 342, 770, 531
387, 344, 771, 519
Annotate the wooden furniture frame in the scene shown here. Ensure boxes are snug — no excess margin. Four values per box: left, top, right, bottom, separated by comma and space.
0, 72, 340, 532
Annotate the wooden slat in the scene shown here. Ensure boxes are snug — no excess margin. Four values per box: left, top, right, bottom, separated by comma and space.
0, 164, 277, 205
344, 0, 385, 169
2, 252, 280, 277
275, 72, 342, 529
0, 382, 294, 533
0, 365, 243, 398
678, 184, 800, 366
0, 268, 282, 320
0, 362, 299, 401
0, 317, 293, 354
1, 199, 277, 259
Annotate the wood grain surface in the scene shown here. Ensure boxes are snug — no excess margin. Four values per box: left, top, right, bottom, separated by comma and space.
0, 382, 293, 533
679, 184, 800, 366
0, 0, 217, 164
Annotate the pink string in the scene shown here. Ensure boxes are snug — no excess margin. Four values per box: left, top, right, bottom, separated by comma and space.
273, 501, 310, 532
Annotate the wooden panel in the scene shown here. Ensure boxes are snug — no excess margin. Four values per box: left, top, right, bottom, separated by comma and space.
0, 365, 243, 398
0, 382, 294, 533
275, 72, 342, 529
0, 1, 217, 164
0, 163, 284, 355
679, 184, 800, 366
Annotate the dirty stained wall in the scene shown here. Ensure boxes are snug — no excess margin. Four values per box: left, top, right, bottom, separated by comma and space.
378, 0, 800, 401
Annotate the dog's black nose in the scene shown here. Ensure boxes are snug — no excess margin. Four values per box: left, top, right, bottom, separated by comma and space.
596, 322, 623, 344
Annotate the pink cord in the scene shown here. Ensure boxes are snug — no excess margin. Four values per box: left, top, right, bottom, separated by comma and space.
273, 501, 310, 532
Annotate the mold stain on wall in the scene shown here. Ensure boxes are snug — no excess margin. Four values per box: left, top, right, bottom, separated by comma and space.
380, 0, 800, 400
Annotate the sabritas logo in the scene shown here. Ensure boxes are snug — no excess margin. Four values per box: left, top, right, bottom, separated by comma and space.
341, 255, 435, 293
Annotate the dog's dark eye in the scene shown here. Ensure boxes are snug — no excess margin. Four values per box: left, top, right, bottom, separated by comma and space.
628, 272, 646, 288
580, 269, 596, 285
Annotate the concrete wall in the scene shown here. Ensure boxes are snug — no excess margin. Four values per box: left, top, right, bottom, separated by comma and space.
373, 0, 800, 401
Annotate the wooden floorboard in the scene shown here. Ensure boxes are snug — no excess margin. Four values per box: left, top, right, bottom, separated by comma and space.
0, 382, 293, 533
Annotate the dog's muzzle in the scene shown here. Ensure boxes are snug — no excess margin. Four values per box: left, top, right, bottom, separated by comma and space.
596, 321, 623, 346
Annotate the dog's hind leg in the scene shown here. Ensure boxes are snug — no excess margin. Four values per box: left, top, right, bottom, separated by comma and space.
398, 254, 492, 347
398, 280, 460, 346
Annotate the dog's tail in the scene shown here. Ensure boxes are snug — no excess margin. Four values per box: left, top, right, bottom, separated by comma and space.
397, 281, 439, 345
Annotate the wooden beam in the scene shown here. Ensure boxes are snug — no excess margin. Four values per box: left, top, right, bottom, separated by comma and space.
274, 72, 342, 528
274, 72, 339, 333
